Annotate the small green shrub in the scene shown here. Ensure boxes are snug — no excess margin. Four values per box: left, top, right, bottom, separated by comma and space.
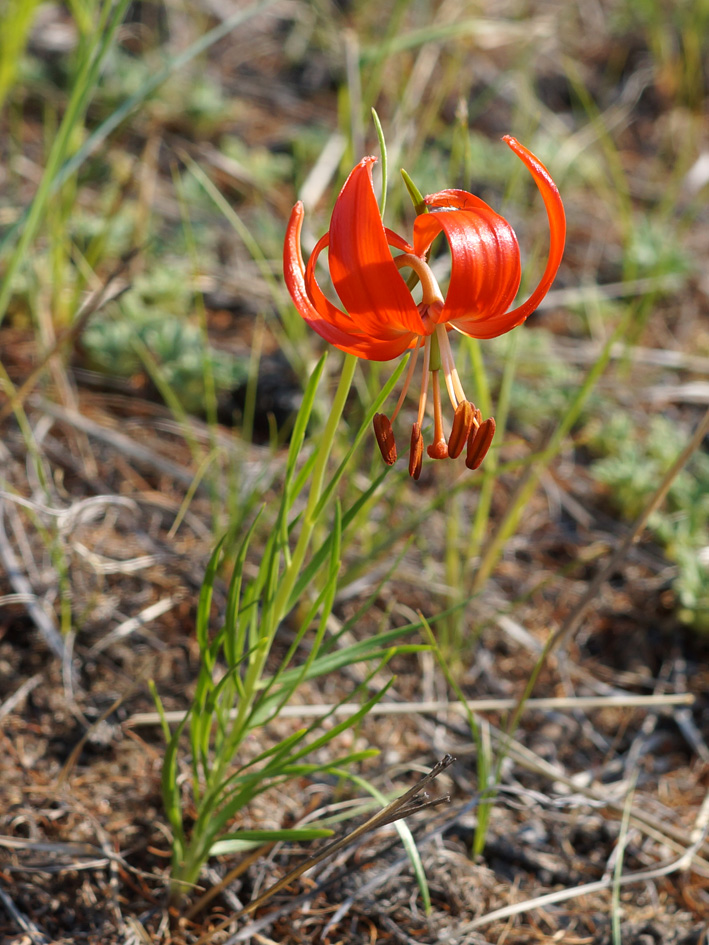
82, 267, 248, 413
590, 412, 709, 630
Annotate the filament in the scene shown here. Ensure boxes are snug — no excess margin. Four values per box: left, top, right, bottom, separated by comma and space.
417, 336, 431, 426
390, 343, 421, 423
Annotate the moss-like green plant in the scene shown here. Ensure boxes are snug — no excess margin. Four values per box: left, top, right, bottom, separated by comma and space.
590, 412, 709, 630
82, 268, 249, 414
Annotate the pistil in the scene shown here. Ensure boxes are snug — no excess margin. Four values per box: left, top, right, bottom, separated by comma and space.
394, 253, 444, 311
373, 251, 496, 476
427, 369, 448, 459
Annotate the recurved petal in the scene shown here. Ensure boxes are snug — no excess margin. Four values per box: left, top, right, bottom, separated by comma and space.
329, 157, 426, 338
499, 136, 566, 326
285, 202, 415, 360
423, 189, 493, 214
413, 203, 522, 328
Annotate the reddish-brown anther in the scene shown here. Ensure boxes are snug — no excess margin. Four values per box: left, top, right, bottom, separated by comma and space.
447, 400, 475, 458
373, 413, 397, 465
409, 423, 424, 480
466, 417, 496, 470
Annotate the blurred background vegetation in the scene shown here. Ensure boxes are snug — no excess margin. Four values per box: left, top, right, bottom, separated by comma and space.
3, 0, 707, 627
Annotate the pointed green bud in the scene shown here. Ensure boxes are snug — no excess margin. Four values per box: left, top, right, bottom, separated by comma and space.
400, 168, 427, 215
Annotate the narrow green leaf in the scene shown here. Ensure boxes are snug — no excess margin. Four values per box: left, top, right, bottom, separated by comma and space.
286, 676, 394, 765
260, 501, 342, 722
224, 510, 263, 671
312, 355, 409, 523
371, 107, 388, 217
288, 467, 389, 612
285, 354, 327, 480
195, 537, 225, 653
217, 828, 334, 843
258, 623, 428, 694
148, 679, 171, 744
160, 705, 192, 858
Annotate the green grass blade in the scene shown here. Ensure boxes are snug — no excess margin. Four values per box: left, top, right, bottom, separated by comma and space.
0, 0, 133, 326
0, 0, 279, 262
371, 107, 388, 217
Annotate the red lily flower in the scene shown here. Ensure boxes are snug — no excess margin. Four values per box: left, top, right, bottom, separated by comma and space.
284, 136, 565, 478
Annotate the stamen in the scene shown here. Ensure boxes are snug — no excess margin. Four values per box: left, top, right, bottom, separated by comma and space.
466, 417, 496, 470
417, 337, 431, 427
373, 413, 397, 465
436, 324, 458, 409
448, 400, 474, 458
438, 327, 467, 405
426, 370, 449, 459
390, 343, 421, 424
409, 423, 423, 479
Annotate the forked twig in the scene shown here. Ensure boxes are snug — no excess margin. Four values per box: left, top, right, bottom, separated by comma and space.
0, 248, 138, 425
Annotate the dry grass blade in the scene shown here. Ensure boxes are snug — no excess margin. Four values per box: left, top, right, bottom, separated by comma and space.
123, 692, 695, 728
31, 398, 199, 487
0, 835, 111, 873
457, 821, 709, 933
477, 725, 709, 867
57, 686, 142, 788
88, 596, 180, 655
0, 880, 50, 944
0, 673, 42, 723
0, 501, 65, 661
185, 843, 276, 920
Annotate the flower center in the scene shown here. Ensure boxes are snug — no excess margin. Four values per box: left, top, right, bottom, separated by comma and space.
372, 255, 496, 478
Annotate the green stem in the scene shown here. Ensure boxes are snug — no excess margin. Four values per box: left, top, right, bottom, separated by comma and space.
211, 354, 357, 783
468, 331, 518, 560
271, 353, 358, 622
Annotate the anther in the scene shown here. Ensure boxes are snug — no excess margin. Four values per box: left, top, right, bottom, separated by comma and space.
409, 423, 423, 479
447, 400, 475, 458
373, 413, 397, 466
466, 417, 496, 470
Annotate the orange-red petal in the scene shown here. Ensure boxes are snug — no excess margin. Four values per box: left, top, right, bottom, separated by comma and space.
419, 137, 565, 341
500, 136, 566, 326
284, 201, 416, 360
413, 199, 521, 330
329, 157, 426, 338
305, 233, 411, 347
451, 138, 565, 338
